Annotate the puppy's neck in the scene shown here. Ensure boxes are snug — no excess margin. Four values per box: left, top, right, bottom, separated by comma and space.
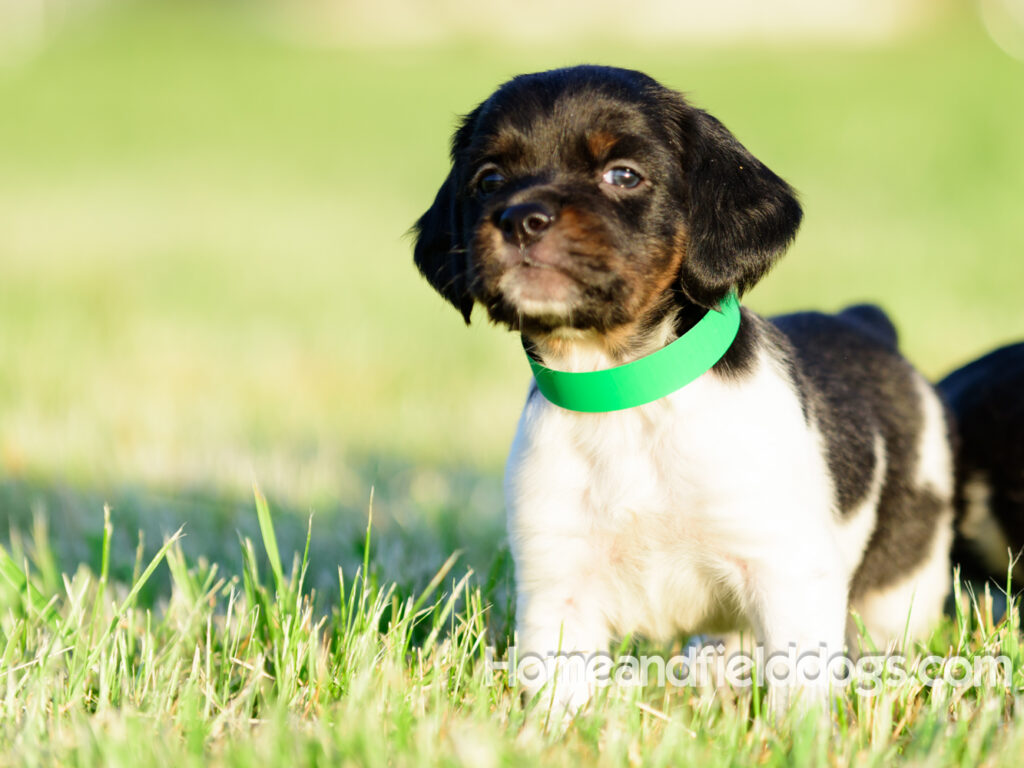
523, 301, 709, 373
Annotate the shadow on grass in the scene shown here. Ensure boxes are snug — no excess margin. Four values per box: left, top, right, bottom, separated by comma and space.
0, 456, 513, 629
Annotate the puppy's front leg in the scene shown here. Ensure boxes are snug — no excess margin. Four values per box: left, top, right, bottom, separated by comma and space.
747, 559, 848, 715
515, 584, 611, 717
505, 404, 613, 716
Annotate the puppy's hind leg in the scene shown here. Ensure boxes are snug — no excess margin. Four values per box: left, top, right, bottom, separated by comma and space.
851, 377, 956, 651
850, 507, 954, 652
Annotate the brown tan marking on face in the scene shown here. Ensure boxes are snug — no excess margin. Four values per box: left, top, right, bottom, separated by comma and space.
520, 224, 689, 361
596, 227, 689, 358
586, 130, 619, 160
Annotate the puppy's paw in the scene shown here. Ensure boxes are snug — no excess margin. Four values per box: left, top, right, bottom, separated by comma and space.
519, 651, 605, 728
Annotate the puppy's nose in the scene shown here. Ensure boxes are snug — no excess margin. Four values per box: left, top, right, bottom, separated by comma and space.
498, 203, 554, 246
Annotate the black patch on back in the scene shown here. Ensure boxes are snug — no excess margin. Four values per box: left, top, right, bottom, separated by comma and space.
839, 304, 899, 351
772, 310, 897, 514
769, 307, 949, 597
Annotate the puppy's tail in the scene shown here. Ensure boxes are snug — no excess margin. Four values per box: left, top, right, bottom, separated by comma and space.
839, 303, 899, 351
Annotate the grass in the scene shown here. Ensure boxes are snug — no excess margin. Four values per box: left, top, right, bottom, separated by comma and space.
2, 0, 1024, 764
0, 492, 1022, 767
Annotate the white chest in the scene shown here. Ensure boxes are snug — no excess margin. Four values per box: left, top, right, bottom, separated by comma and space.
504, 355, 836, 640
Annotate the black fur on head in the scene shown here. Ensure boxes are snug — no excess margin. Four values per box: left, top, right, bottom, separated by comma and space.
413, 66, 802, 333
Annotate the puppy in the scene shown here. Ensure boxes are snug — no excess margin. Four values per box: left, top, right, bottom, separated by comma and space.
939, 343, 1024, 583
413, 66, 955, 713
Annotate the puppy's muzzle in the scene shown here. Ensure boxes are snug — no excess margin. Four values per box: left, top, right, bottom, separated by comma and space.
497, 203, 556, 247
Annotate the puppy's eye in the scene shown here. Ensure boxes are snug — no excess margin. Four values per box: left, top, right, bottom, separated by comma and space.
602, 166, 643, 189
477, 171, 507, 197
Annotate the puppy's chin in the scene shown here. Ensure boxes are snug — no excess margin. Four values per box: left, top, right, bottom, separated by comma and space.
497, 264, 579, 322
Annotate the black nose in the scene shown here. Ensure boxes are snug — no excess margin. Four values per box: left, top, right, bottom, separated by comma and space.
498, 203, 554, 246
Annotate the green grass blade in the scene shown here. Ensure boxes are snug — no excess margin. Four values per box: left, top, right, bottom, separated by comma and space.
253, 486, 286, 600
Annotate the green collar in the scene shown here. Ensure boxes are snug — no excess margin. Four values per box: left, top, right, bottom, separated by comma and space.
525, 293, 741, 413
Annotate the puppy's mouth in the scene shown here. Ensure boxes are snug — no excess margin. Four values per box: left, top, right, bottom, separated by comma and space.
495, 243, 582, 320
472, 207, 628, 330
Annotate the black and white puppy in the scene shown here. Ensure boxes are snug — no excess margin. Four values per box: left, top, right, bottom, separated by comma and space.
413, 66, 955, 711
939, 343, 1024, 583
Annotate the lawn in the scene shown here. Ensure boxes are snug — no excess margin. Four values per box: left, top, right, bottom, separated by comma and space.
1, 1, 1023, 765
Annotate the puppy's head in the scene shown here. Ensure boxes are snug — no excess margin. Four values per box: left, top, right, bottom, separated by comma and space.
414, 66, 801, 336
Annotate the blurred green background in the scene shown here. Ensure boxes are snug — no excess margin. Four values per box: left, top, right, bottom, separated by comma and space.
1, 0, 1023, 580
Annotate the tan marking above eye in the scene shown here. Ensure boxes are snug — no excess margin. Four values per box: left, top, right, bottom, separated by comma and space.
586, 131, 619, 159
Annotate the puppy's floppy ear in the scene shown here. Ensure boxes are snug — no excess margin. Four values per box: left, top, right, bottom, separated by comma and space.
676, 107, 803, 308
413, 168, 473, 323
413, 107, 483, 324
